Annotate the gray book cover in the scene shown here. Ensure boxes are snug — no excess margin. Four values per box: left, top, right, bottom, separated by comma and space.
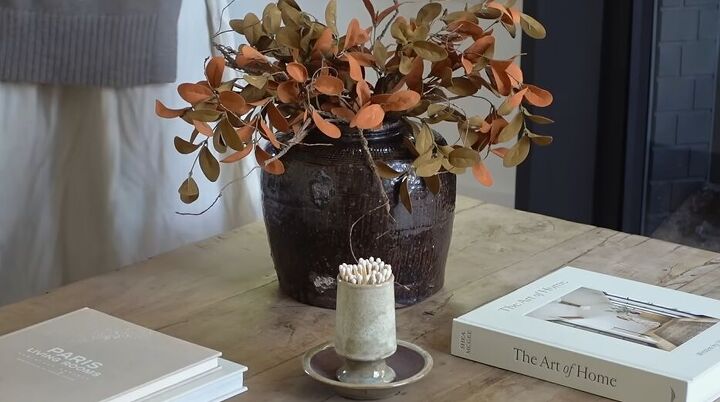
0, 308, 220, 402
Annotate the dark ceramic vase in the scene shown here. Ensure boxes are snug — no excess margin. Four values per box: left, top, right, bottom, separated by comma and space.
261, 119, 456, 308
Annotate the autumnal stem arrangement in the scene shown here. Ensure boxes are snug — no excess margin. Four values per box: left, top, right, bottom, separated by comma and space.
156, 0, 553, 212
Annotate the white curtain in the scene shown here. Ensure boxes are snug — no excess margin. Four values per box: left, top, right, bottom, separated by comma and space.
0, 0, 261, 305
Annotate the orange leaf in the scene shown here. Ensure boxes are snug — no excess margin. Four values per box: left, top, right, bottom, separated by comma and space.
312, 28, 335, 58
255, 145, 285, 175
248, 97, 271, 107
205, 56, 225, 88
219, 91, 248, 116
447, 20, 486, 40
356, 80, 371, 106
487, 1, 508, 14
383, 90, 421, 112
361, 0, 375, 22
376, 4, 401, 25
506, 62, 523, 84
346, 52, 375, 66
346, 53, 364, 82
267, 103, 291, 133
498, 87, 528, 115
286, 62, 308, 82
314, 76, 344, 96
155, 100, 187, 118
259, 119, 281, 149
405, 56, 424, 93
351, 104, 385, 129
509, 7, 521, 24
465, 36, 495, 61
331, 106, 356, 122
472, 160, 494, 186
344, 18, 368, 49
277, 81, 300, 103
490, 117, 508, 143
312, 110, 341, 138
177, 83, 213, 105
370, 94, 392, 105
237, 124, 255, 142
523, 84, 553, 107
491, 147, 509, 158
461, 55, 473, 74
193, 120, 213, 137
221, 144, 253, 163
241, 45, 267, 62
489, 64, 512, 96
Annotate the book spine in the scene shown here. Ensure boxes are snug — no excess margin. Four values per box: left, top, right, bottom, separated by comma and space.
451, 320, 690, 402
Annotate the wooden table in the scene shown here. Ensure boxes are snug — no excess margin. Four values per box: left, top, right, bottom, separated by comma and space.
2, 196, 719, 401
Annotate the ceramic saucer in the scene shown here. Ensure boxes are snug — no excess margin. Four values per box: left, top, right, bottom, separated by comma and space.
302, 340, 433, 400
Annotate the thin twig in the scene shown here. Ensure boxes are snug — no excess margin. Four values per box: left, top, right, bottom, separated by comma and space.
176, 166, 260, 216
212, 0, 238, 38
358, 129, 392, 217
377, 0, 401, 42
348, 201, 390, 262
265, 118, 312, 164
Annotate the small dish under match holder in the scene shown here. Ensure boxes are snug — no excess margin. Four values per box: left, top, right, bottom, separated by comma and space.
302, 258, 433, 400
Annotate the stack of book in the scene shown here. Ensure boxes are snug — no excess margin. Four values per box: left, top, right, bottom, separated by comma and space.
0, 308, 247, 402
452, 267, 720, 402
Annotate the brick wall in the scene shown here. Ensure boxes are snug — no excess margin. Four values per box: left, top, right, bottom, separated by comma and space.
646, 0, 719, 233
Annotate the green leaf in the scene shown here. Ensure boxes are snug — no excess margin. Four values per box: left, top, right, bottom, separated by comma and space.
185, 109, 221, 122
229, 19, 244, 33
520, 13, 547, 39
178, 177, 199, 204
415, 156, 443, 177
448, 147, 480, 168
527, 132, 553, 146
399, 177, 412, 213
219, 118, 245, 151
373, 41, 388, 69
375, 161, 403, 179
174, 136, 201, 154
212, 124, 227, 153
503, 135, 531, 167
279, 2, 302, 29
417, 3, 442, 26
523, 111, 555, 124
447, 77, 478, 96
199, 146, 220, 182
497, 113, 523, 143
262, 4, 282, 34
415, 123, 434, 155
412, 41, 448, 62
423, 174, 441, 195
403, 135, 420, 158
244, 74, 268, 89
241, 13, 263, 45
325, 0, 338, 35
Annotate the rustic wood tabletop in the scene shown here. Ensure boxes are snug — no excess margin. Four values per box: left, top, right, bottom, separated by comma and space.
1, 196, 718, 401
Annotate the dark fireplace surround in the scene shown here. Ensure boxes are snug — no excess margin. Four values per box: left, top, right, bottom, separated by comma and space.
517, 0, 720, 241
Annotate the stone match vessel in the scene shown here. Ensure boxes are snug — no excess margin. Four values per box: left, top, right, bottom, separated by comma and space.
334, 258, 397, 384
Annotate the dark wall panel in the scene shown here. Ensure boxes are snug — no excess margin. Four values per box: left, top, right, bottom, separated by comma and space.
516, 0, 606, 224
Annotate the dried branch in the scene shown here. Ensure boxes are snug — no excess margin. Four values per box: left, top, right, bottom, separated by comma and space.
176, 166, 260, 216
358, 130, 392, 217
377, 0, 401, 42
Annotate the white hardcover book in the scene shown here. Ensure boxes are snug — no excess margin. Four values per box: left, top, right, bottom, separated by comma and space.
451, 267, 720, 402
140, 358, 247, 402
0, 308, 221, 402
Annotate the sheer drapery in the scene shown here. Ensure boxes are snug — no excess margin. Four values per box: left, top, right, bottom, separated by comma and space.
0, 0, 261, 305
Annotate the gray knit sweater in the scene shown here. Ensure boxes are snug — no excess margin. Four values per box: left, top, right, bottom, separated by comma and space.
0, 0, 182, 87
